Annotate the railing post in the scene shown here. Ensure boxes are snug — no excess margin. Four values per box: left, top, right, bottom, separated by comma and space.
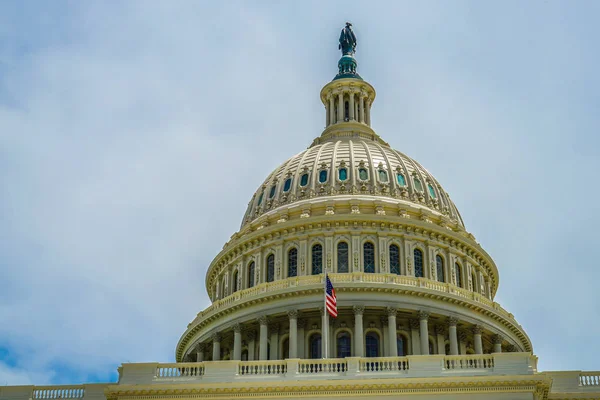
346, 357, 360, 377
286, 358, 300, 377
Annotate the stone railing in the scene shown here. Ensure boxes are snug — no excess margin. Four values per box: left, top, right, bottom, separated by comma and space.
115, 353, 537, 386
32, 387, 85, 399
0, 384, 108, 400
541, 370, 600, 393
580, 371, 600, 386
193, 273, 513, 326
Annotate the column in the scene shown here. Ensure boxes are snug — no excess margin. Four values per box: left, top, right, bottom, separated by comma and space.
337, 91, 344, 122
247, 331, 256, 361
349, 91, 355, 120
297, 319, 306, 358
269, 323, 280, 360
212, 333, 221, 361
195, 343, 205, 362
365, 99, 371, 126
288, 310, 298, 358
326, 102, 330, 127
259, 316, 269, 360
473, 325, 483, 355
435, 325, 446, 355
359, 94, 365, 123
380, 316, 388, 356
409, 319, 421, 355
387, 307, 398, 357
329, 94, 335, 125
493, 334, 503, 353
418, 311, 430, 355
233, 324, 242, 360
353, 305, 365, 357
448, 317, 459, 355
458, 331, 467, 355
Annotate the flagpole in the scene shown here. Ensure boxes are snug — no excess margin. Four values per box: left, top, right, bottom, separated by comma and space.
323, 272, 328, 359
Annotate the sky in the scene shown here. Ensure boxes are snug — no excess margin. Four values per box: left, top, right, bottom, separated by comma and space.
1, 0, 599, 386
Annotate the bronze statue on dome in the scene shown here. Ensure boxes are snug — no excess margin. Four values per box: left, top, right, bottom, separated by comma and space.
339, 22, 357, 56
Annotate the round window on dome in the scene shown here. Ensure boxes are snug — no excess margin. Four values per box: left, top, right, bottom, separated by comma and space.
358, 168, 368, 181
397, 173, 406, 186
300, 173, 309, 187
428, 184, 436, 199
319, 170, 328, 183
378, 169, 388, 182
283, 178, 292, 192
269, 185, 276, 198
414, 177, 423, 192
338, 168, 348, 181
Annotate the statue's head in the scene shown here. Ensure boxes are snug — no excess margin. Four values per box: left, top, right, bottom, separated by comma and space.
345, 22, 352, 27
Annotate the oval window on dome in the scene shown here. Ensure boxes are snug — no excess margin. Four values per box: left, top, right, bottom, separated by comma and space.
283, 178, 292, 192
428, 184, 436, 199
338, 168, 348, 181
269, 185, 276, 199
358, 168, 368, 181
319, 170, 328, 183
378, 170, 388, 182
397, 173, 406, 186
300, 173, 309, 187
414, 177, 423, 192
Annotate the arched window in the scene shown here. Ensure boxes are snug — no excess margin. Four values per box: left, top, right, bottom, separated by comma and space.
309, 333, 322, 359
283, 178, 292, 192
414, 249, 424, 278
300, 173, 309, 187
365, 332, 380, 357
339, 168, 348, 181
232, 270, 239, 293
397, 334, 408, 356
471, 270, 477, 292
248, 261, 255, 288
319, 170, 328, 183
269, 185, 276, 199
397, 173, 406, 186
414, 177, 423, 192
257, 191, 264, 206
378, 169, 388, 182
344, 101, 349, 120
312, 244, 323, 275
436, 255, 445, 283
428, 184, 436, 199
266, 254, 275, 283
337, 242, 349, 273
337, 332, 352, 358
389, 244, 400, 275
288, 248, 298, 278
282, 338, 290, 360
358, 168, 368, 181
455, 263, 462, 288
363, 242, 375, 273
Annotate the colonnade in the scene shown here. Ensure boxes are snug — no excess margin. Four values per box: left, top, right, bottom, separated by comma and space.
325, 89, 372, 127
192, 307, 509, 362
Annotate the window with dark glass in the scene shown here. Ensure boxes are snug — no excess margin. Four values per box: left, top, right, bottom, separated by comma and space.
269, 185, 276, 198
414, 177, 423, 192
319, 170, 328, 183
312, 244, 323, 275
266, 254, 275, 283
344, 101, 349, 121
389, 244, 400, 275
414, 249, 424, 278
337, 332, 352, 358
257, 192, 264, 206
455, 263, 462, 288
379, 170, 388, 182
309, 333, 322, 359
339, 168, 348, 181
288, 248, 298, 278
358, 168, 368, 180
232, 270, 238, 293
300, 173, 309, 186
283, 178, 292, 192
364, 242, 375, 273
429, 340, 435, 355
248, 261, 255, 288
365, 332, 379, 357
397, 173, 406, 186
436, 255, 445, 282
428, 184, 436, 199
397, 334, 407, 356
471, 271, 477, 292
337, 242, 349, 273
282, 338, 290, 360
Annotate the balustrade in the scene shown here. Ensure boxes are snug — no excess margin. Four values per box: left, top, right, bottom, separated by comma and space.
238, 360, 287, 376
444, 355, 494, 370
298, 359, 347, 374
156, 363, 205, 378
359, 357, 409, 372
33, 387, 85, 399
580, 372, 600, 386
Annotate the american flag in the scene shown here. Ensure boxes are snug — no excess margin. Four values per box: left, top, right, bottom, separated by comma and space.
325, 275, 337, 317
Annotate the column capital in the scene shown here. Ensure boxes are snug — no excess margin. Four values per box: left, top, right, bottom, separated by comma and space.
434, 324, 446, 335
418, 310, 430, 321
233, 323, 242, 333
212, 332, 221, 342
246, 330, 256, 341
196, 342, 206, 351
353, 305, 365, 315
472, 325, 483, 335
458, 331, 468, 342
505, 344, 517, 352
287, 309, 299, 319
447, 317, 459, 327
258, 315, 269, 325
386, 307, 398, 317
409, 319, 420, 330
268, 323, 280, 334
380, 316, 388, 326
297, 318, 307, 329
492, 334, 504, 345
